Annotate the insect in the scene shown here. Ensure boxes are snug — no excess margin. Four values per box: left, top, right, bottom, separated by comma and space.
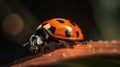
23, 18, 84, 54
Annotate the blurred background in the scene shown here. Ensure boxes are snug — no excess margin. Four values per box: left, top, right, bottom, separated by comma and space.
0, 0, 120, 66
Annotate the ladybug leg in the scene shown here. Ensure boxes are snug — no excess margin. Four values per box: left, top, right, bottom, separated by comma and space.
62, 41, 74, 48
29, 44, 39, 54
42, 43, 50, 53
56, 40, 73, 48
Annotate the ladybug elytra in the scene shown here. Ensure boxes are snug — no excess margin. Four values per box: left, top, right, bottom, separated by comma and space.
25, 18, 84, 54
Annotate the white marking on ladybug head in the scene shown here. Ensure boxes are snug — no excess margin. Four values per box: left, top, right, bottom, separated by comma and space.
43, 23, 51, 30
35, 35, 43, 45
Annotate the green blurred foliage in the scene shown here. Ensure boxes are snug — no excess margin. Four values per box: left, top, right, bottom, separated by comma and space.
91, 0, 120, 40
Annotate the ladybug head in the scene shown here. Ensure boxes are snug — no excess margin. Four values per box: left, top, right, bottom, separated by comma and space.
29, 35, 41, 46
29, 28, 49, 46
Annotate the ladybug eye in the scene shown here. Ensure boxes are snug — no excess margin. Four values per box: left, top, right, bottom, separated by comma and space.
31, 36, 37, 42
76, 31, 79, 37
29, 35, 37, 45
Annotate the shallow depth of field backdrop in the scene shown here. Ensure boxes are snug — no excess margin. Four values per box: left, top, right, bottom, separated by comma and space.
0, 0, 120, 66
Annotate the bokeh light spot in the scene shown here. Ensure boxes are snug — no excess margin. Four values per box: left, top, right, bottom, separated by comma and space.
2, 13, 24, 36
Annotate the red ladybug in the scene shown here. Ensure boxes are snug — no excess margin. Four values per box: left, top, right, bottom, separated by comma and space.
26, 18, 84, 54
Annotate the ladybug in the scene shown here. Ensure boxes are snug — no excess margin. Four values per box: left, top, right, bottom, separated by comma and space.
25, 18, 84, 54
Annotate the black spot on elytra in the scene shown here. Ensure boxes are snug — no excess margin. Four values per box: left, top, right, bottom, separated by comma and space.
48, 26, 56, 34
70, 20, 76, 26
76, 31, 79, 37
56, 19, 64, 23
65, 30, 71, 37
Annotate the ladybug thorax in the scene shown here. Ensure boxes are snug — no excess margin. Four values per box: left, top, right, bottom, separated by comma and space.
29, 28, 49, 46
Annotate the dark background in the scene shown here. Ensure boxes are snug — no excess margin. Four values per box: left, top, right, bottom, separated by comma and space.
0, 0, 106, 65
20, 0, 98, 40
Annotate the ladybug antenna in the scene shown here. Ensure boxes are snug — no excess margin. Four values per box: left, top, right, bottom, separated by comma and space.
23, 42, 30, 47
